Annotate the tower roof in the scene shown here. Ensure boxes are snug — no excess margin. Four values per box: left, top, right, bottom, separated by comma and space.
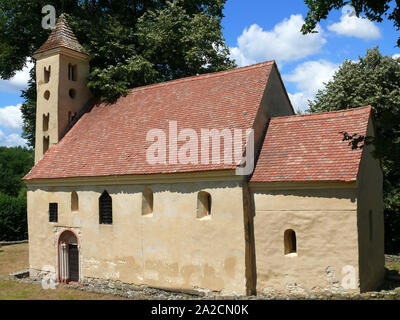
34, 15, 87, 56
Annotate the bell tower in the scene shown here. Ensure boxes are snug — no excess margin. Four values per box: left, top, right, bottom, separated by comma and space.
33, 15, 91, 164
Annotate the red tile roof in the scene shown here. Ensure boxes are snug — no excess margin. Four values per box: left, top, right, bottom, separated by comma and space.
250, 106, 372, 183
24, 61, 275, 180
34, 15, 86, 56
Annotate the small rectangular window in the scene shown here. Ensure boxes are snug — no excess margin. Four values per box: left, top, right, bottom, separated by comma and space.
49, 203, 58, 222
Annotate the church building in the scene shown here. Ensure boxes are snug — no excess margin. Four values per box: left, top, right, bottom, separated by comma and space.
23, 16, 384, 296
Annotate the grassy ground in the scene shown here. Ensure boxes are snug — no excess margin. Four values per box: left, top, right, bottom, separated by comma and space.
0, 243, 29, 277
387, 261, 400, 273
0, 243, 124, 300
1, 243, 400, 300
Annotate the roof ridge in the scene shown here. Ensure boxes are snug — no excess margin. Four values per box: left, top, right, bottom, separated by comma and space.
271, 105, 372, 123
126, 60, 275, 95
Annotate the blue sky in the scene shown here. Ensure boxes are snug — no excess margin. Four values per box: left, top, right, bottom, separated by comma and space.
0, 0, 399, 147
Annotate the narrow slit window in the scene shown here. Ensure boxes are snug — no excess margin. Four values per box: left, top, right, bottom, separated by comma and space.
43, 136, 49, 154
49, 203, 58, 222
71, 191, 79, 212
142, 188, 153, 215
44, 66, 51, 83
68, 64, 77, 81
99, 190, 112, 224
197, 191, 211, 218
43, 113, 49, 131
284, 229, 297, 255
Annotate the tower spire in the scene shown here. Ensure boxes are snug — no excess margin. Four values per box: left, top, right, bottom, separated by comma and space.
33, 15, 91, 164
34, 15, 86, 57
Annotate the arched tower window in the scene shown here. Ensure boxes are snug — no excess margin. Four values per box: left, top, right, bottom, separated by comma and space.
43, 136, 49, 154
99, 190, 112, 224
284, 229, 297, 255
197, 191, 211, 218
71, 191, 79, 212
43, 113, 49, 131
142, 188, 153, 215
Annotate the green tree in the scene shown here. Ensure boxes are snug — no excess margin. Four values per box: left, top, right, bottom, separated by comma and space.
308, 47, 400, 254
0, 147, 33, 241
0, 0, 236, 147
0, 146, 34, 197
301, 0, 400, 46
0, 193, 28, 241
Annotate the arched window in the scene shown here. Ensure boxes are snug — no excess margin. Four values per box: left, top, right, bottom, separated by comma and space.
43, 113, 49, 131
71, 191, 79, 212
43, 136, 49, 154
142, 188, 153, 215
197, 191, 211, 218
99, 191, 112, 224
284, 229, 297, 255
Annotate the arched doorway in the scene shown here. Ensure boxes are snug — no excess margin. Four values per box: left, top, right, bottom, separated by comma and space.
58, 230, 80, 283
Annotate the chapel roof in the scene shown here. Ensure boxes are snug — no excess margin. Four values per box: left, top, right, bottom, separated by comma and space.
34, 15, 87, 56
24, 61, 275, 180
250, 106, 372, 183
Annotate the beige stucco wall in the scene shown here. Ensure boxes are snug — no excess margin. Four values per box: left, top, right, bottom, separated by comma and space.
356, 117, 385, 292
251, 185, 361, 294
27, 174, 247, 295
35, 54, 60, 163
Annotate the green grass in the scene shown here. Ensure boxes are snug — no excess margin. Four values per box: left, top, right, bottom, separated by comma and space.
387, 261, 400, 273
0, 243, 124, 300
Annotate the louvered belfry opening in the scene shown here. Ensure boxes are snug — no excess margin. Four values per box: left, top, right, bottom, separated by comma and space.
99, 190, 112, 224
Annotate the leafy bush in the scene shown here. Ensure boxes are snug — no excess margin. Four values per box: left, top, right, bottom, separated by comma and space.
0, 193, 27, 241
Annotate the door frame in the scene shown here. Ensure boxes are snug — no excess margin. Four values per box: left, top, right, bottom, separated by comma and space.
57, 229, 81, 283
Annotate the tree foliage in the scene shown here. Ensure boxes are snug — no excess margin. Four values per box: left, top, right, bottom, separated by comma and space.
308, 47, 400, 254
0, 147, 34, 197
0, 0, 236, 147
0, 147, 33, 241
301, 0, 400, 46
0, 193, 28, 241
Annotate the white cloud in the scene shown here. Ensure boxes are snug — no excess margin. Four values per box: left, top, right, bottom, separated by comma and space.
0, 61, 34, 93
283, 60, 339, 112
393, 54, 400, 59
0, 129, 26, 147
230, 15, 327, 67
328, 6, 381, 40
0, 104, 23, 130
